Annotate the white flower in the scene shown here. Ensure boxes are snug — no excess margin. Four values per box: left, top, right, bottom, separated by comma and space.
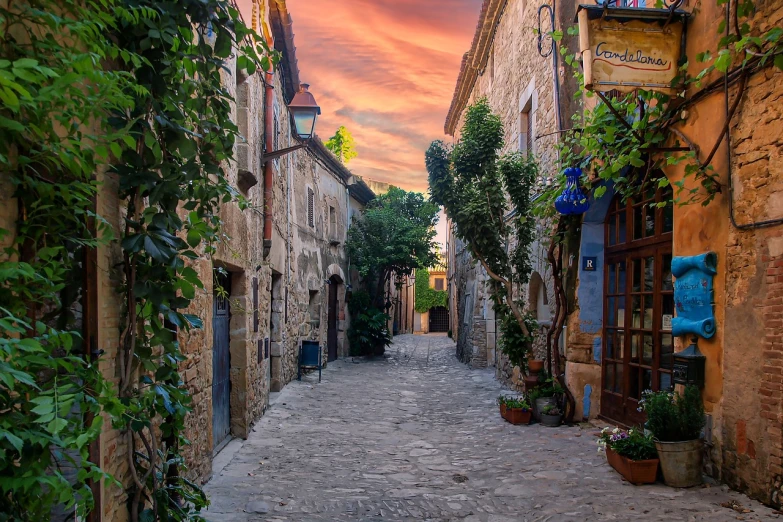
612, 427, 620, 434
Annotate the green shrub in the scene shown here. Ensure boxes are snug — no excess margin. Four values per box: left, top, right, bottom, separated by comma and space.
497, 310, 537, 368
348, 291, 391, 356
639, 385, 705, 442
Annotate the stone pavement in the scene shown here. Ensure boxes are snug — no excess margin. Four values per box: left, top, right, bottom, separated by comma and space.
204, 334, 780, 521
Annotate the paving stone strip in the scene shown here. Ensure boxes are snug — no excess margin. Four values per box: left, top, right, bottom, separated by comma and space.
204, 334, 780, 521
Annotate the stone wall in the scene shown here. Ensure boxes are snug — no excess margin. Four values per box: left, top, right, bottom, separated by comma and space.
445, 0, 560, 383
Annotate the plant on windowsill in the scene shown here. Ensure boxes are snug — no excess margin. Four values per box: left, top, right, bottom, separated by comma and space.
638, 385, 706, 488
541, 405, 563, 427
598, 427, 659, 485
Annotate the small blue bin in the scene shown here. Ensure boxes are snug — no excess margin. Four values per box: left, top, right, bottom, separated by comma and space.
298, 340, 322, 382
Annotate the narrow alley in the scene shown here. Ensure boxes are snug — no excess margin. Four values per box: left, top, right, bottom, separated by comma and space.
204, 335, 778, 521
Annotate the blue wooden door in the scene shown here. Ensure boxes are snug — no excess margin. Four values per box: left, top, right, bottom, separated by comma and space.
212, 275, 231, 449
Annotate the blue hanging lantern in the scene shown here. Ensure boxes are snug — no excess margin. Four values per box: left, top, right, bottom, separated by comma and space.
555, 167, 590, 215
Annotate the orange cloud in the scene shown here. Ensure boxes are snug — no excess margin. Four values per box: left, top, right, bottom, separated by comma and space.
238, 0, 481, 193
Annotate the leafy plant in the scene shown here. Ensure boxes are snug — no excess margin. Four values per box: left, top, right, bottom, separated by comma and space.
598, 427, 657, 461
346, 187, 439, 310
542, 405, 562, 416
498, 310, 538, 369
414, 268, 448, 313
639, 386, 705, 442
347, 291, 392, 356
324, 125, 358, 164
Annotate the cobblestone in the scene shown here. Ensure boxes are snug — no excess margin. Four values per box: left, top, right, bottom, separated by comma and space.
204, 334, 780, 521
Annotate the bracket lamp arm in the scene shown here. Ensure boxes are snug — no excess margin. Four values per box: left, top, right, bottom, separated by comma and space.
262, 140, 309, 163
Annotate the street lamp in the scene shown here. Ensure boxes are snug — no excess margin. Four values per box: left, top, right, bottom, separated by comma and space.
288, 84, 320, 139
262, 83, 321, 162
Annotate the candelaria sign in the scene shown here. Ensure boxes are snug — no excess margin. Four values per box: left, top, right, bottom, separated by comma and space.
576, 5, 688, 94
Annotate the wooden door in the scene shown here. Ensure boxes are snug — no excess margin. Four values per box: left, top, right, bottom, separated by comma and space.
601, 188, 674, 426
212, 273, 231, 449
327, 280, 338, 362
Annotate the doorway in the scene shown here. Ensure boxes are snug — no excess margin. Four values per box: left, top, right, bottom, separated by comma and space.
327, 275, 341, 361
212, 271, 231, 450
601, 188, 674, 426
429, 306, 449, 333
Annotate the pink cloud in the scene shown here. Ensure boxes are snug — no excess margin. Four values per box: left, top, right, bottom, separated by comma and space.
237, 0, 481, 193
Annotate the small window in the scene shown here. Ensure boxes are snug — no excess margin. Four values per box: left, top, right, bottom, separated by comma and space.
307, 188, 315, 228
520, 108, 533, 155
434, 278, 445, 291
329, 206, 336, 238
273, 101, 280, 167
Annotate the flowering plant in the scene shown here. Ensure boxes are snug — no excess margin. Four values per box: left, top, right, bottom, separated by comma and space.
597, 427, 658, 461
498, 395, 530, 411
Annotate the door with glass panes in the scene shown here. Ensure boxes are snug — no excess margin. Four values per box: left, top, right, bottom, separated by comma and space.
601, 188, 674, 426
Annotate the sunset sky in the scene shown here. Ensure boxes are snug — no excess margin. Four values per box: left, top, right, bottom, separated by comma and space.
237, 0, 482, 245
238, 0, 481, 192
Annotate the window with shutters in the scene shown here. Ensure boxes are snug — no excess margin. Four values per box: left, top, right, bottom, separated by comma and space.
307, 187, 315, 228
434, 278, 445, 291
518, 80, 537, 156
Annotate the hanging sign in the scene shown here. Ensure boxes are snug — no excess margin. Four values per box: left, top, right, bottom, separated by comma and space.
576, 5, 688, 94
671, 252, 717, 339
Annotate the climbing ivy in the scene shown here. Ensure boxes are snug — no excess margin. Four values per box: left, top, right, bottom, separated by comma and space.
533, 0, 783, 217
0, 0, 279, 520
414, 269, 448, 313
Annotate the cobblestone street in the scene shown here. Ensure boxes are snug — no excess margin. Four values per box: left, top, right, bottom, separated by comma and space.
204, 335, 780, 521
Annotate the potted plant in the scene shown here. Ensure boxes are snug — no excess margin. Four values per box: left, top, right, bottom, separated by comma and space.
530, 375, 564, 420
597, 427, 659, 485
497, 395, 508, 419
638, 386, 705, 488
505, 397, 532, 425
528, 359, 545, 374
540, 405, 562, 427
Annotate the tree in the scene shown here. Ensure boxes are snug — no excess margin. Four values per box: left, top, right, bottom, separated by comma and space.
325, 125, 358, 164
346, 187, 439, 311
427, 98, 536, 337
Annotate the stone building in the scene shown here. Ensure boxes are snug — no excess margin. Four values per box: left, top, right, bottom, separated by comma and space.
444, 0, 783, 509
444, 0, 558, 380
0, 1, 374, 520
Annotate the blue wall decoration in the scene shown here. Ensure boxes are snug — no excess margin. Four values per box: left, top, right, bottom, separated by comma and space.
555, 167, 590, 215
672, 253, 718, 339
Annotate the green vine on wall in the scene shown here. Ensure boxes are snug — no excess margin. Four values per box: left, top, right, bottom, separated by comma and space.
414, 269, 448, 313
0, 1, 279, 520
533, 0, 783, 217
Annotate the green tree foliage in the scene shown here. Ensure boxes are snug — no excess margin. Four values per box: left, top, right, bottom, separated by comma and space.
0, 0, 278, 520
426, 99, 537, 343
324, 125, 358, 164
346, 187, 439, 310
414, 269, 448, 313
347, 290, 391, 356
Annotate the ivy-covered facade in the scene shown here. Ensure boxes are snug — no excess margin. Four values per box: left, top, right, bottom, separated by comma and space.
443, 0, 783, 508
0, 0, 374, 520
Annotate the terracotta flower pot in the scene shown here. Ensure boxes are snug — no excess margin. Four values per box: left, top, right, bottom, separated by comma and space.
528, 359, 545, 373
655, 439, 703, 488
606, 448, 659, 485
499, 403, 507, 419
506, 408, 532, 425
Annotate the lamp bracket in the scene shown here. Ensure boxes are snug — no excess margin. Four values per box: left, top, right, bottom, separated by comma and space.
262, 141, 308, 162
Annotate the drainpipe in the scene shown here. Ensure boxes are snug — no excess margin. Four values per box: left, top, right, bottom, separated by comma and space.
263, 69, 274, 258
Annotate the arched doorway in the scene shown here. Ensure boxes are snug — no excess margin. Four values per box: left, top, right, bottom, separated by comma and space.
601, 187, 674, 426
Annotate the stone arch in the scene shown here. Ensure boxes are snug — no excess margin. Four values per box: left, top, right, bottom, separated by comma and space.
528, 271, 550, 324
326, 263, 345, 283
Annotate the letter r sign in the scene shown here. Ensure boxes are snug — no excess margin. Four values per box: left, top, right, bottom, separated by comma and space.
582, 256, 598, 272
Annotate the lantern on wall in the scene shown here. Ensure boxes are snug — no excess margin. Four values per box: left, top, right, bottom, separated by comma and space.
555, 167, 590, 215
672, 337, 706, 388
288, 83, 321, 140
